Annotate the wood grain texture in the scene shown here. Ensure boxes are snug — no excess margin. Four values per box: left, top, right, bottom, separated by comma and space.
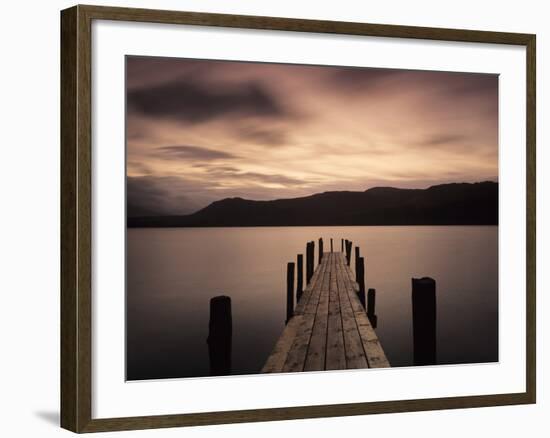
60, 6, 78, 432
60, 4, 536, 432
265, 253, 388, 373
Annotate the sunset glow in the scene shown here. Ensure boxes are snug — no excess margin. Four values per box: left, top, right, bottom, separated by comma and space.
126, 56, 498, 216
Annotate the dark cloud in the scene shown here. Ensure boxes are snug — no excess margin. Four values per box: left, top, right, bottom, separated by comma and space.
204, 167, 312, 186
237, 126, 289, 146
327, 67, 497, 102
154, 145, 238, 160
127, 176, 201, 217
422, 134, 469, 147
127, 176, 232, 216
126, 56, 214, 90
327, 67, 403, 91
442, 73, 498, 97
237, 172, 305, 186
127, 74, 288, 123
127, 173, 312, 217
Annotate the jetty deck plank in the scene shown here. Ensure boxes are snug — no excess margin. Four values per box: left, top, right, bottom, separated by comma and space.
263, 250, 390, 373
326, 254, 346, 370
281, 256, 329, 372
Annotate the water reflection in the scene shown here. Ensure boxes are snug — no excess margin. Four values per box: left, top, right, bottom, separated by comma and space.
126, 226, 498, 380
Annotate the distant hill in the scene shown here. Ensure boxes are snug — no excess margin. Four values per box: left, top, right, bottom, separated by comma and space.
127, 181, 498, 228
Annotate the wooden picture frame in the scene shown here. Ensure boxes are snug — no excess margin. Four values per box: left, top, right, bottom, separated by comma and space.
61, 4, 536, 433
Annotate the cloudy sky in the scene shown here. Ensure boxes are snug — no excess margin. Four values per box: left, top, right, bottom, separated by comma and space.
126, 56, 498, 217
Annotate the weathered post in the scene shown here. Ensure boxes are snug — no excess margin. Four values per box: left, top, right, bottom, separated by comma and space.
311, 241, 315, 275
354, 246, 361, 281
344, 240, 348, 262
346, 240, 352, 265
357, 256, 366, 308
207, 295, 232, 376
412, 277, 437, 366
286, 262, 295, 323
367, 288, 377, 328
306, 241, 314, 284
367, 288, 376, 316
330, 238, 333, 253
341, 239, 344, 252
296, 254, 303, 301
318, 238, 323, 264
305, 242, 311, 284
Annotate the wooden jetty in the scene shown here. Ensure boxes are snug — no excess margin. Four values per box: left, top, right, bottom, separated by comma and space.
262, 244, 390, 373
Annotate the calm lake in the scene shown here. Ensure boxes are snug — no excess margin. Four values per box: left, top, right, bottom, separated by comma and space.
126, 226, 498, 380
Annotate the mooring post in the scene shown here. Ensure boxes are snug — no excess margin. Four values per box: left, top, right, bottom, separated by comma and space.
344, 240, 348, 261
311, 241, 315, 276
354, 246, 361, 281
318, 238, 323, 264
346, 241, 352, 265
286, 262, 295, 323
306, 241, 314, 284
367, 288, 377, 328
367, 288, 376, 316
305, 242, 311, 284
330, 238, 333, 253
357, 256, 366, 307
207, 295, 232, 376
296, 254, 303, 301
412, 277, 437, 366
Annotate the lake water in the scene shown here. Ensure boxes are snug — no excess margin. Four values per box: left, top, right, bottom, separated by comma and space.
126, 226, 498, 380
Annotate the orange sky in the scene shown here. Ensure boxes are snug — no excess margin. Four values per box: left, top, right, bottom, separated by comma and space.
126, 56, 498, 217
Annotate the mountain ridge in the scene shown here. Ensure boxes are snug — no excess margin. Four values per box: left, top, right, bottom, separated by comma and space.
127, 181, 498, 228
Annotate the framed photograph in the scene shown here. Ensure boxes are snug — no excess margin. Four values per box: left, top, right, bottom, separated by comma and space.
60, 4, 536, 433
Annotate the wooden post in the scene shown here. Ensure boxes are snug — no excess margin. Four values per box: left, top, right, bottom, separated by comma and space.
357, 256, 366, 308
367, 288, 376, 316
412, 277, 437, 366
318, 238, 323, 264
354, 246, 360, 281
312, 240, 315, 272
344, 240, 348, 261
346, 240, 352, 265
306, 242, 314, 284
286, 262, 295, 323
207, 295, 232, 376
296, 254, 303, 301
330, 238, 333, 253
367, 288, 377, 328
341, 238, 344, 252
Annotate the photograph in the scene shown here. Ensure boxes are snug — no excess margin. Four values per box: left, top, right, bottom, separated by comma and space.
125, 56, 499, 380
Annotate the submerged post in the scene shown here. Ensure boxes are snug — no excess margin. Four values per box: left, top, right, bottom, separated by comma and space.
367, 288, 377, 328
296, 254, 303, 301
412, 277, 437, 366
207, 295, 232, 376
318, 238, 323, 264
311, 241, 315, 278
357, 256, 366, 308
306, 241, 314, 284
286, 262, 295, 323
367, 288, 376, 316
